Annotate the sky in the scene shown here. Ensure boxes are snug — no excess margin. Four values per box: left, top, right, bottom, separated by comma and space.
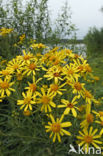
48, 0, 103, 39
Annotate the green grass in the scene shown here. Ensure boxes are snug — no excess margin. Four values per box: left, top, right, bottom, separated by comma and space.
88, 55, 103, 98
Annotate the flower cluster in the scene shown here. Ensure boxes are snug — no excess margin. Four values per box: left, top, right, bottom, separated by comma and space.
0, 27, 13, 36
0, 40, 102, 151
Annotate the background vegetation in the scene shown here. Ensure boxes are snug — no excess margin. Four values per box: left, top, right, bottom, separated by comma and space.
0, 0, 103, 156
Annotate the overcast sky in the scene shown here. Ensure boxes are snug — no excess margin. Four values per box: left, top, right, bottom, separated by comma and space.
48, 0, 103, 39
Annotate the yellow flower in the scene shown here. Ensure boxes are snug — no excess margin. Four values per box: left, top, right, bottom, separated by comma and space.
0, 78, 15, 96
94, 76, 100, 81
44, 66, 63, 83
25, 76, 42, 93
45, 114, 72, 142
48, 81, 66, 96
92, 110, 103, 120
48, 51, 66, 66
58, 96, 80, 117
19, 34, 25, 41
61, 48, 72, 57
23, 59, 40, 76
63, 63, 80, 81
7, 58, 25, 73
16, 71, 24, 81
80, 108, 94, 129
84, 64, 92, 73
31, 43, 47, 49
70, 79, 85, 96
0, 69, 12, 78
0, 27, 13, 36
37, 88, 56, 113
73, 59, 88, 75
17, 91, 36, 111
22, 50, 34, 63
83, 89, 95, 104
23, 110, 31, 116
77, 127, 102, 152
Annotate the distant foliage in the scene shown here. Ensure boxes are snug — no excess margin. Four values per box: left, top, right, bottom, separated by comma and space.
84, 27, 103, 57
0, 0, 76, 42
0, 0, 76, 59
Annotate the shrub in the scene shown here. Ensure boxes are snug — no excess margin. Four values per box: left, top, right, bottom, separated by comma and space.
84, 27, 103, 57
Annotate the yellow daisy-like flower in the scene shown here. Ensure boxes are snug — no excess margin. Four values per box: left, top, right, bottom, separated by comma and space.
80, 106, 94, 129
73, 59, 88, 75
70, 79, 85, 96
83, 89, 95, 104
48, 81, 66, 96
63, 63, 80, 81
16, 71, 24, 81
44, 66, 63, 83
61, 48, 72, 57
0, 69, 12, 78
37, 88, 56, 113
48, 51, 66, 66
31, 43, 47, 49
45, 114, 72, 142
7, 58, 25, 73
25, 76, 42, 93
21, 50, 34, 63
0, 78, 15, 96
77, 127, 102, 152
0, 27, 13, 36
58, 96, 80, 117
17, 91, 36, 111
92, 110, 103, 120
23, 59, 40, 76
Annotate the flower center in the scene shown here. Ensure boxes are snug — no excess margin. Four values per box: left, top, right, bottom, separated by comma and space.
49, 56, 56, 61
24, 97, 31, 104
30, 84, 36, 92
50, 84, 58, 91
85, 90, 92, 98
42, 96, 50, 104
67, 103, 74, 108
101, 121, 103, 126
66, 49, 72, 54
74, 54, 79, 59
84, 135, 93, 143
85, 65, 92, 72
2, 70, 10, 75
51, 123, 61, 132
74, 82, 82, 91
53, 60, 59, 65
24, 55, 30, 60
54, 72, 60, 77
13, 64, 19, 70
99, 111, 103, 117
0, 81, 9, 89
86, 114, 94, 123
68, 69, 74, 75
29, 63, 36, 70
78, 65, 83, 71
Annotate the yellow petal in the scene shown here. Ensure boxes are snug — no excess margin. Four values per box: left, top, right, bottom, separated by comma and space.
57, 133, 61, 142
50, 114, 55, 123
53, 133, 56, 142
61, 129, 71, 136
61, 122, 72, 127
72, 108, 77, 117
